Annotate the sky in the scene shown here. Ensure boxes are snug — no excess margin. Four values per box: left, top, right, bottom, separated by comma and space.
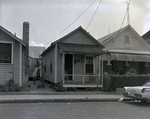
0, 0, 150, 48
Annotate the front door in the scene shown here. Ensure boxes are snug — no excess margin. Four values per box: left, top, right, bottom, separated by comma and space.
65, 54, 73, 80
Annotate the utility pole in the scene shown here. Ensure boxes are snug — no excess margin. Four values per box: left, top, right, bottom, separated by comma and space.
125, 0, 131, 25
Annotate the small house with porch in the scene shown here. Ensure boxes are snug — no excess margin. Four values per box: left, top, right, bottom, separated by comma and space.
0, 22, 29, 86
97, 25, 150, 75
41, 26, 105, 87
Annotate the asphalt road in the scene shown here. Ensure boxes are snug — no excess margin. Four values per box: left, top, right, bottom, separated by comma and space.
0, 101, 150, 119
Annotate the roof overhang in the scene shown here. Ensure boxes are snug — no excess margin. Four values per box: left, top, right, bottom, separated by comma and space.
59, 43, 105, 55
103, 52, 150, 62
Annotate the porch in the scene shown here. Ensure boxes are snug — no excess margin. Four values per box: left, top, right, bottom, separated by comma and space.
63, 74, 103, 87
61, 53, 104, 88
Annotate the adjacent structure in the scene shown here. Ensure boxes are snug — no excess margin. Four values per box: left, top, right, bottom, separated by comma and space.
41, 26, 105, 87
142, 30, 150, 44
28, 46, 45, 78
0, 22, 29, 86
98, 25, 150, 74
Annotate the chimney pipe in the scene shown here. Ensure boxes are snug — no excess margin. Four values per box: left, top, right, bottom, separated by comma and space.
23, 22, 29, 85
23, 22, 29, 45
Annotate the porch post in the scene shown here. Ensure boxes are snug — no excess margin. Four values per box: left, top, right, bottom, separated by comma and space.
101, 54, 103, 86
62, 53, 65, 84
19, 44, 22, 86
73, 54, 74, 80
55, 44, 57, 83
99, 55, 100, 84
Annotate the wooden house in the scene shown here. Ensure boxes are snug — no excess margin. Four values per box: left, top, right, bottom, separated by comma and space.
41, 26, 105, 87
0, 22, 29, 86
142, 30, 150, 44
98, 25, 150, 74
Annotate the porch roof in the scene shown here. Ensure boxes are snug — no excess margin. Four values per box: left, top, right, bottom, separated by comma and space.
59, 43, 105, 55
103, 53, 150, 62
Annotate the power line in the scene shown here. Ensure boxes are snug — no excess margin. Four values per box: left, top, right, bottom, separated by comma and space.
113, 0, 131, 43
86, 0, 103, 30
44, 0, 96, 47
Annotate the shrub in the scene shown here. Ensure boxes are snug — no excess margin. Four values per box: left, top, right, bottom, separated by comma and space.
0, 85, 6, 92
102, 73, 112, 91
14, 85, 22, 92
0, 79, 23, 92
110, 75, 150, 91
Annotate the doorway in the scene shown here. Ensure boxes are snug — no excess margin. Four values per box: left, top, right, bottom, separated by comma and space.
65, 54, 73, 80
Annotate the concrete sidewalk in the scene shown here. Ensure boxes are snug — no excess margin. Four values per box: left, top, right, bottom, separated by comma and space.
0, 93, 124, 103
0, 81, 130, 103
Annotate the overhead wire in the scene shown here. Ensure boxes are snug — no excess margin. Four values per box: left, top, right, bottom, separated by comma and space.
112, 0, 131, 44
44, 0, 96, 47
86, 0, 103, 30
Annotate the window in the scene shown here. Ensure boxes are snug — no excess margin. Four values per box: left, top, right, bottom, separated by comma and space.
0, 43, 12, 63
85, 56, 93, 73
124, 35, 129, 43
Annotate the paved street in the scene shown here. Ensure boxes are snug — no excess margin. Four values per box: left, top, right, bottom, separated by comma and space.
0, 102, 150, 119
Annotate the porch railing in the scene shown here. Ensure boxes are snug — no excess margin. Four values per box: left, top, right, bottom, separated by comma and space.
64, 74, 103, 86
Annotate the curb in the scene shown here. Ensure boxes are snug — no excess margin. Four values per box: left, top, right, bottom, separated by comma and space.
0, 92, 118, 95
0, 98, 121, 103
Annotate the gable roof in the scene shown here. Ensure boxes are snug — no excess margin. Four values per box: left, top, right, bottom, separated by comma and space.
98, 25, 149, 48
41, 26, 104, 56
142, 30, 150, 39
0, 25, 26, 46
98, 25, 130, 45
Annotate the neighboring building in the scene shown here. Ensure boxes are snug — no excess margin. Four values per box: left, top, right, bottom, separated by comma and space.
0, 22, 29, 86
28, 46, 45, 78
97, 25, 150, 74
41, 26, 105, 87
142, 30, 150, 44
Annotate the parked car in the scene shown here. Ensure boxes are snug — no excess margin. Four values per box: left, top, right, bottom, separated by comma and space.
123, 82, 150, 102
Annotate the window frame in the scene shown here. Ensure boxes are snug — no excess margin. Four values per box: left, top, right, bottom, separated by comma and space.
124, 35, 130, 44
84, 55, 94, 74
0, 41, 13, 64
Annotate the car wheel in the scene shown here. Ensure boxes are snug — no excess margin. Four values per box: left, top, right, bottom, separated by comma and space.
140, 100, 147, 103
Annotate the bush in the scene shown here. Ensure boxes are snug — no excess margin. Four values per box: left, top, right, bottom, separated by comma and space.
110, 75, 150, 91
0, 79, 23, 92
53, 82, 67, 92
102, 73, 112, 91
0, 85, 6, 92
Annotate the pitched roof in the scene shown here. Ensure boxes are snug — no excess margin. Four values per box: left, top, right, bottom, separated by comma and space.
0, 25, 26, 46
97, 25, 130, 45
41, 26, 104, 56
142, 30, 150, 39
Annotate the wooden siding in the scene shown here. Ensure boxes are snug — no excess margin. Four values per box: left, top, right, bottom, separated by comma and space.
0, 30, 14, 84
74, 54, 84, 75
104, 29, 149, 50
60, 29, 98, 45
0, 64, 14, 84
42, 46, 55, 83
57, 46, 62, 83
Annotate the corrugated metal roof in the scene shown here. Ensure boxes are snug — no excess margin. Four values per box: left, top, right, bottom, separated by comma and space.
59, 43, 105, 55
108, 49, 150, 55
